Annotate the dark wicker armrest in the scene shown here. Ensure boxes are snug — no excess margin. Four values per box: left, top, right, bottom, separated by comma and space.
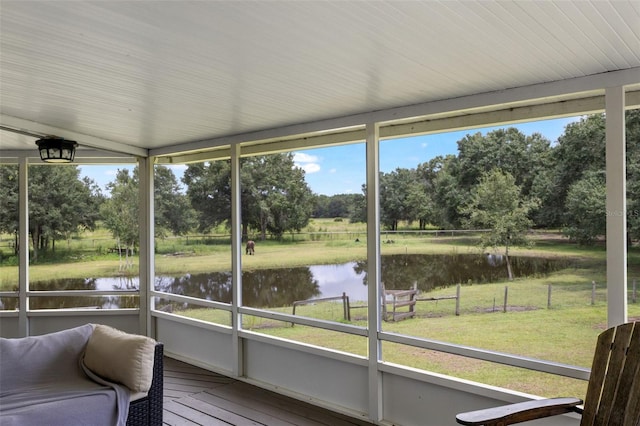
127, 343, 163, 426
456, 397, 583, 426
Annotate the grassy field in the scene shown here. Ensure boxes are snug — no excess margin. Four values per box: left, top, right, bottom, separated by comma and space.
2, 219, 640, 398
180, 274, 639, 398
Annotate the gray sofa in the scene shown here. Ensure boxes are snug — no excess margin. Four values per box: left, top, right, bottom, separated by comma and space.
0, 324, 163, 426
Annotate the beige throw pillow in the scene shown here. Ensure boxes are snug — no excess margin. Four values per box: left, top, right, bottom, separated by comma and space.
84, 324, 156, 393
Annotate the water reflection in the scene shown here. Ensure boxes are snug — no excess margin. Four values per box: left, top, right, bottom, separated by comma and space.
30, 276, 139, 292
155, 268, 320, 307
358, 253, 571, 293
0, 277, 140, 310
7, 254, 570, 310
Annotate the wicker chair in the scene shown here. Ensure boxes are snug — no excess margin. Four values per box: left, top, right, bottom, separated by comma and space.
126, 343, 163, 426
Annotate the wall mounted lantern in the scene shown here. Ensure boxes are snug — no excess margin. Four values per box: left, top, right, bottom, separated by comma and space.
36, 137, 78, 163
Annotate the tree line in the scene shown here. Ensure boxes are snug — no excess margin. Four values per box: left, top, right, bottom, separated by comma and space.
0, 110, 638, 262
319, 111, 640, 245
0, 166, 194, 261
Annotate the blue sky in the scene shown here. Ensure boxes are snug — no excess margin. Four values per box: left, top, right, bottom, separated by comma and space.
80, 116, 579, 196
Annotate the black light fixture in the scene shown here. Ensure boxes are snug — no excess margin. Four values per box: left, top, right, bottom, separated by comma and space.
36, 137, 78, 163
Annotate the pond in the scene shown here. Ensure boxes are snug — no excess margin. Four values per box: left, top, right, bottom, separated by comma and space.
154, 253, 571, 307
3, 254, 572, 310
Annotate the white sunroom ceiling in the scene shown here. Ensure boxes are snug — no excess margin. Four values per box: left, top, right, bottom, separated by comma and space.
0, 0, 639, 159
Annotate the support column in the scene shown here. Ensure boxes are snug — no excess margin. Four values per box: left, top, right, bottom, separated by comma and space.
605, 85, 627, 327
18, 157, 29, 337
366, 122, 382, 423
138, 157, 154, 336
231, 143, 244, 377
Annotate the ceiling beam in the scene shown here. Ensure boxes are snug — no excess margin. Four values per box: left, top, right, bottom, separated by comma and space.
0, 115, 147, 158
382, 90, 640, 139
155, 89, 640, 164
155, 128, 368, 164
0, 150, 137, 165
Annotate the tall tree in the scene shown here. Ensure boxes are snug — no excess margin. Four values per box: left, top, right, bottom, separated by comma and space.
0, 166, 19, 254
459, 169, 538, 280
563, 171, 606, 245
184, 154, 315, 240
534, 115, 606, 228
312, 194, 331, 218
251, 154, 314, 238
242, 154, 315, 239
328, 194, 361, 218
537, 110, 640, 237
415, 157, 444, 229
183, 161, 232, 233
0, 165, 101, 261
154, 165, 197, 238
625, 109, 640, 241
101, 169, 138, 269
431, 155, 465, 228
379, 169, 407, 230
348, 185, 368, 224
456, 128, 551, 197
448, 129, 552, 228
101, 166, 197, 256
379, 167, 431, 230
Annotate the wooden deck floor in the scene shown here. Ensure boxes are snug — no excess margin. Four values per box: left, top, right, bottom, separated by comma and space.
163, 357, 376, 426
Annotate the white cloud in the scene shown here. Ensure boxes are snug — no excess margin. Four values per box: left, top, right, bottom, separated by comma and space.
294, 152, 321, 174
301, 163, 321, 174
329, 168, 337, 174
294, 152, 319, 163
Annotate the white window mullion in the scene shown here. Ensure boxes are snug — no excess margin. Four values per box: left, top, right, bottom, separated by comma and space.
138, 157, 154, 336
231, 143, 244, 377
605, 85, 628, 327
366, 121, 382, 422
18, 157, 29, 336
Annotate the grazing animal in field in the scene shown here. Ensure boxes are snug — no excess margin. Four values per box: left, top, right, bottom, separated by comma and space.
246, 240, 255, 255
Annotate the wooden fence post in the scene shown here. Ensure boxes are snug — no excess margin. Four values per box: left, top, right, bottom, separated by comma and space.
547, 284, 552, 309
343, 292, 351, 321
455, 284, 461, 316
503, 286, 508, 313
592, 281, 596, 305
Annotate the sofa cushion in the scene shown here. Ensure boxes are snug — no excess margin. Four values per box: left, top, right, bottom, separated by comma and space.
0, 324, 93, 388
0, 324, 127, 426
83, 324, 156, 393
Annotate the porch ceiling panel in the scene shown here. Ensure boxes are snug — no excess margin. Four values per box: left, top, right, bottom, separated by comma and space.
1, 1, 639, 157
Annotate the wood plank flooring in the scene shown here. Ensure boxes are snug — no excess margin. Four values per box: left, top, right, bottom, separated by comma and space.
163, 357, 376, 426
